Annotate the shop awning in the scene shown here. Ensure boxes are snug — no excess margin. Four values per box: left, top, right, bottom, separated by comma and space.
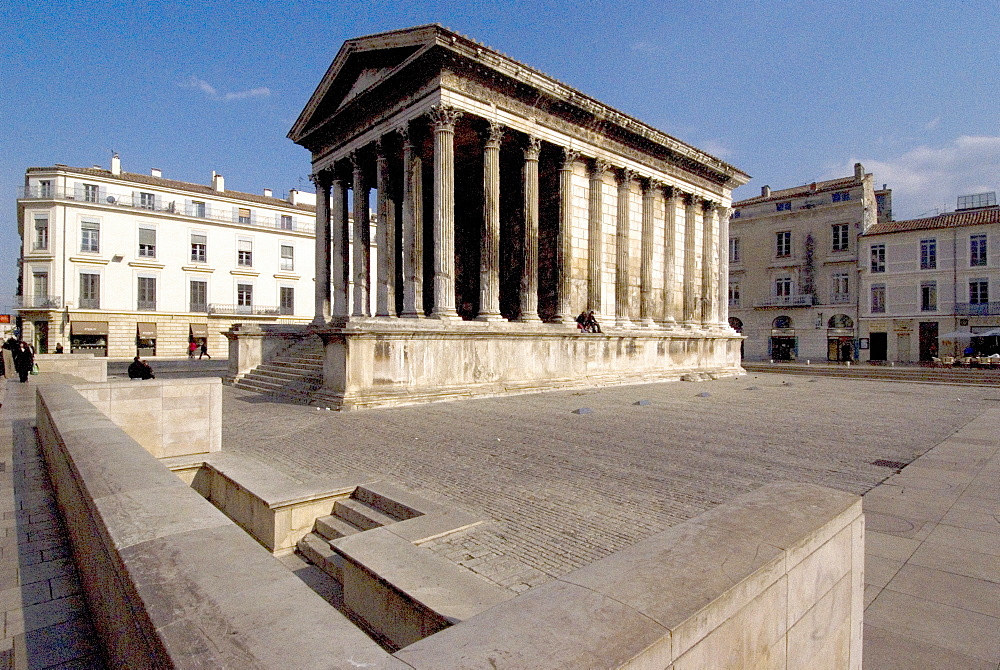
190, 323, 209, 338
71, 321, 108, 335
137, 322, 157, 338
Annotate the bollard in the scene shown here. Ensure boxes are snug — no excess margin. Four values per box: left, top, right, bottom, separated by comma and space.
806, 360, 810, 365
846, 360, 850, 367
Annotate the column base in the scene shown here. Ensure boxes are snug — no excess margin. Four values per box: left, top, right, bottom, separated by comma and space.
429, 311, 461, 322
640, 317, 656, 327
517, 312, 542, 323
400, 312, 426, 319
474, 313, 506, 323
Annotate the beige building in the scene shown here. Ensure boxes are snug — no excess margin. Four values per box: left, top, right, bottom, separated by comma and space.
15, 157, 317, 358
859, 197, 1000, 362
728, 164, 890, 361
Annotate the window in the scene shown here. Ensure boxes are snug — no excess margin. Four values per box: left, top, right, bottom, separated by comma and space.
190, 280, 208, 312
38, 180, 52, 198
81, 219, 100, 253
280, 287, 295, 315
970, 279, 989, 305
775, 276, 792, 298
137, 277, 156, 311
237, 283, 253, 310
728, 281, 740, 307
871, 284, 886, 313
832, 223, 849, 252
832, 273, 850, 303
79, 273, 100, 309
237, 208, 251, 224
832, 191, 851, 202
237, 239, 253, 266
870, 244, 885, 273
192, 200, 206, 218
280, 215, 293, 231
775, 202, 791, 212
190, 233, 207, 263
32, 271, 48, 300
729, 237, 740, 264
33, 214, 49, 250
731, 210, 741, 219
920, 239, 937, 270
83, 184, 99, 203
280, 245, 294, 271
139, 192, 156, 210
138, 228, 156, 257
921, 282, 937, 311
970, 234, 987, 267
776, 231, 791, 258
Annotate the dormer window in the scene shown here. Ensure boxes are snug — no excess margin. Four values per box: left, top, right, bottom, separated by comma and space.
776, 202, 791, 212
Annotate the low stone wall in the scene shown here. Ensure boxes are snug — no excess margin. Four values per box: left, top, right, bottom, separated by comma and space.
73, 377, 221, 458
225, 323, 311, 382
33, 353, 107, 382
396, 482, 863, 669
34, 384, 402, 669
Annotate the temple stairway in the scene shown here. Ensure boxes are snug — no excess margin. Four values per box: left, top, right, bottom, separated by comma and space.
232, 335, 326, 401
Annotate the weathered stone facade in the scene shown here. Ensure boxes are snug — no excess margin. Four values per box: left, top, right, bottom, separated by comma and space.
284, 24, 750, 408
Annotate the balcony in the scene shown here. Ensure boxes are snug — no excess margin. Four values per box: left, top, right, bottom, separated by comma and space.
753, 294, 815, 309
136, 300, 157, 311
207, 304, 281, 317
18, 185, 315, 235
955, 302, 1000, 316
14, 295, 62, 309
78, 298, 100, 309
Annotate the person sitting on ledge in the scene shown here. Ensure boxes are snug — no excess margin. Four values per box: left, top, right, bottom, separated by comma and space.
127, 355, 155, 380
54, 342, 64, 354
576, 311, 588, 331
584, 310, 602, 334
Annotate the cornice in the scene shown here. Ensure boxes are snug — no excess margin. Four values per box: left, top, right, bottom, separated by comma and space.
69, 256, 109, 265
230, 269, 260, 277
182, 265, 216, 273
128, 261, 165, 269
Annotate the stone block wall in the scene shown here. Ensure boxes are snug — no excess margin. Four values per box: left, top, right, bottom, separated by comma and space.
32, 353, 107, 382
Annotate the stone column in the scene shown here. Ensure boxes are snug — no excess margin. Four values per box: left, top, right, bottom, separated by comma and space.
429, 104, 462, 320
639, 180, 657, 326
701, 201, 717, 327
351, 151, 371, 317
311, 171, 332, 325
398, 125, 424, 318
331, 174, 350, 319
661, 186, 677, 325
375, 137, 396, 317
477, 122, 504, 321
718, 206, 732, 327
554, 148, 580, 323
615, 169, 635, 327
519, 136, 542, 322
588, 159, 608, 316
682, 193, 699, 326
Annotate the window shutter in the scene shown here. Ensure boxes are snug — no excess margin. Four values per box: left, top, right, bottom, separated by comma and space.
233, 206, 239, 223
184, 199, 192, 215
139, 228, 156, 246
74, 183, 83, 200
133, 190, 140, 207
98, 186, 107, 203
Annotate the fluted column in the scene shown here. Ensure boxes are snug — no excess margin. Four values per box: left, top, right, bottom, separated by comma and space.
519, 136, 542, 322
398, 126, 424, 318
682, 193, 699, 326
351, 152, 371, 317
554, 148, 580, 323
701, 201, 717, 327
615, 169, 634, 327
478, 122, 504, 321
661, 186, 678, 325
331, 174, 350, 318
718, 206, 732, 327
639, 180, 657, 326
375, 137, 396, 317
429, 104, 462, 320
588, 159, 608, 315
311, 171, 332, 325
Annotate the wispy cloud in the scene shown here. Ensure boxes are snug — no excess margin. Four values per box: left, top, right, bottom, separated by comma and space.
830, 136, 1000, 218
698, 138, 733, 160
923, 116, 941, 131
180, 75, 271, 101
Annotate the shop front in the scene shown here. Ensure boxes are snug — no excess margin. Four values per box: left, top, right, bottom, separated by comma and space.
826, 314, 855, 362
769, 316, 796, 361
190, 323, 209, 353
71, 321, 108, 357
137, 322, 157, 357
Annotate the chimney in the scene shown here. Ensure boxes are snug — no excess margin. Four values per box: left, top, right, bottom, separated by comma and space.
288, 189, 299, 205
854, 162, 864, 180
212, 171, 225, 192
263, 188, 272, 198
111, 153, 121, 176
809, 182, 817, 192
761, 185, 771, 198
151, 168, 162, 178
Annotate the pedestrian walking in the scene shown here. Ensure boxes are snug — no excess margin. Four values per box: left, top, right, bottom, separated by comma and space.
188, 341, 198, 359
13, 341, 34, 383
199, 341, 211, 360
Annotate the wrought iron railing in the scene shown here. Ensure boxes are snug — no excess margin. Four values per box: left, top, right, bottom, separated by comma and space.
78, 298, 100, 309
136, 300, 157, 311
753, 294, 815, 308
14, 295, 62, 309
208, 303, 281, 316
955, 302, 1000, 316
18, 185, 315, 234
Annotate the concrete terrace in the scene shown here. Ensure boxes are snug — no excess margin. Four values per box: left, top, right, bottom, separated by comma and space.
1, 368, 998, 667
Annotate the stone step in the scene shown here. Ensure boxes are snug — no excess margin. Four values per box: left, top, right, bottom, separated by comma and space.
249, 368, 323, 382
315, 514, 362, 541
296, 532, 346, 581
353, 484, 425, 522
256, 364, 323, 376
334, 498, 400, 530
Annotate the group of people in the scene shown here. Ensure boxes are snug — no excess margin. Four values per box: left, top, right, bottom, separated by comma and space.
575, 310, 603, 333
188, 341, 211, 360
1, 337, 36, 383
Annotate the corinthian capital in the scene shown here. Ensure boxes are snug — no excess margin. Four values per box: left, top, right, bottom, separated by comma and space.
619, 168, 638, 185
561, 147, 581, 169
524, 136, 542, 160
428, 104, 463, 130
702, 199, 718, 213
591, 158, 610, 178
484, 121, 505, 148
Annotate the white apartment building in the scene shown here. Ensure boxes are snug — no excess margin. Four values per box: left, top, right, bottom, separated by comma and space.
728, 164, 890, 361
859, 195, 1000, 362
15, 155, 318, 358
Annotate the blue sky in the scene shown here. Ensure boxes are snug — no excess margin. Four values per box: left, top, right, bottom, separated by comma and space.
3, 0, 999, 312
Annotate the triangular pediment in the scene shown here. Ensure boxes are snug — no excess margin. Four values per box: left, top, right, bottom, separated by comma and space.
289, 25, 444, 144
